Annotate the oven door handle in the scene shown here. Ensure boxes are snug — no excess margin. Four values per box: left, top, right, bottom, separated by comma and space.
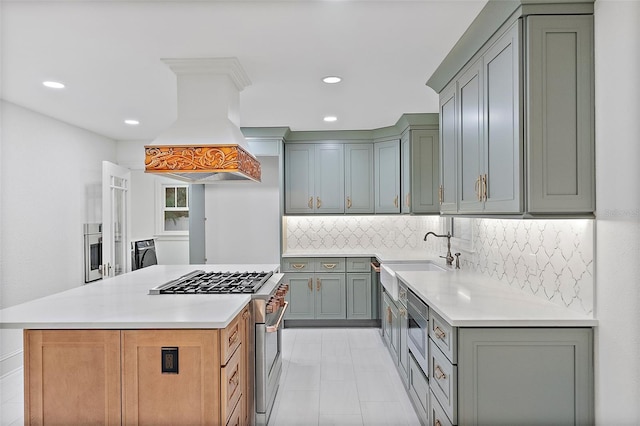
266, 301, 289, 333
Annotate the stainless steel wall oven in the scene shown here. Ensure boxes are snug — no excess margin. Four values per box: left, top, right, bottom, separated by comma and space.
83, 223, 102, 283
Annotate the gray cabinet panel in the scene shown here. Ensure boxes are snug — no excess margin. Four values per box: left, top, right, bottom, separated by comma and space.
346, 273, 372, 320
483, 21, 522, 212
315, 273, 346, 320
284, 273, 315, 320
457, 61, 484, 213
345, 144, 374, 214
398, 304, 409, 385
411, 130, 440, 213
315, 144, 345, 214
401, 133, 411, 214
439, 85, 458, 213
458, 328, 593, 426
374, 140, 401, 213
526, 15, 595, 213
284, 144, 314, 214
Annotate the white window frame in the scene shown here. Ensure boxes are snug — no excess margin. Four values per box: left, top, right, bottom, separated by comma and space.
155, 179, 190, 237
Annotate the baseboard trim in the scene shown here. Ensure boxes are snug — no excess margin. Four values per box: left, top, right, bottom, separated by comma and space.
284, 319, 381, 328
1, 349, 24, 379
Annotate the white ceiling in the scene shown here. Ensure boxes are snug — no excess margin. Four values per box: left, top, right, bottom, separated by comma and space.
0, 0, 487, 141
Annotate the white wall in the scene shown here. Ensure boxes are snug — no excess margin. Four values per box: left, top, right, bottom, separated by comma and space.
0, 100, 117, 373
204, 156, 281, 264
594, 1, 640, 422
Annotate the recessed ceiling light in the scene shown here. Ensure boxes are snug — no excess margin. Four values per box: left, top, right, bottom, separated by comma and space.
322, 76, 342, 84
324, 116, 338, 122
124, 119, 140, 126
42, 81, 65, 89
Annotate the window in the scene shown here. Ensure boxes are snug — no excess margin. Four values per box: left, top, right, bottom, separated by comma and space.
163, 185, 189, 232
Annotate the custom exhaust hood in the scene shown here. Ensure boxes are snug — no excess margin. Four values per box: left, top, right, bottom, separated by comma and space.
144, 58, 261, 183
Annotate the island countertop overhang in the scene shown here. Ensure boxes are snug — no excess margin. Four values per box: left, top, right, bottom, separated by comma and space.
0, 264, 280, 329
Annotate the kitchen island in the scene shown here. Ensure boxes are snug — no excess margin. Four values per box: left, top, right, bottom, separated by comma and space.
0, 264, 281, 426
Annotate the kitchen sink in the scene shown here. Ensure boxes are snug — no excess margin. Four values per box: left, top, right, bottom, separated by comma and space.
380, 261, 448, 300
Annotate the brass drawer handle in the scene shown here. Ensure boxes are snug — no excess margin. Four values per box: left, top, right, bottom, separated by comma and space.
308, 278, 312, 291
434, 326, 446, 340
291, 263, 306, 270
394, 195, 399, 208
435, 420, 442, 426
439, 185, 444, 205
435, 365, 447, 380
308, 197, 313, 209
228, 329, 239, 347
475, 175, 482, 201
321, 263, 337, 269
317, 197, 322, 209
405, 193, 410, 207
316, 278, 321, 291
370, 262, 380, 273
482, 173, 488, 201
228, 369, 239, 389
399, 308, 406, 317
346, 196, 352, 209
387, 307, 392, 324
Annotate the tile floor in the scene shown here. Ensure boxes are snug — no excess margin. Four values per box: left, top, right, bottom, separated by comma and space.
0, 327, 420, 426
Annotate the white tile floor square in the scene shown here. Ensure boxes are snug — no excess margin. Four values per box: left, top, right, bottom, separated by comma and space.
0, 327, 420, 426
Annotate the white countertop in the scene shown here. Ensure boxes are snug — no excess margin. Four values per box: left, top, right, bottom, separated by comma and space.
0, 264, 280, 329
397, 270, 597, 327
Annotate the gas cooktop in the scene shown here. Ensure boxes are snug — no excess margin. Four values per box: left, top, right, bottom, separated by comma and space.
149, 270, 273, 295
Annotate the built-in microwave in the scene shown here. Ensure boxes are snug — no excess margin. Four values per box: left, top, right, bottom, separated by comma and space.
83, 223, 102, 283
407, 289, 429, 376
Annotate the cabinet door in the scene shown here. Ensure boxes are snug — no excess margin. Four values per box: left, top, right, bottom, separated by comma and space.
439, 84, 458, 213
24, 330, 122, 426
398, 306, 410, 386
285, 144, 315, 214
346, 273, 372, 320
401, 132, 411, 213
458, 328, 593, 426
345, 143, 374, 214
315, 144, 345, 214
284, 273, 315, 320
382, 293, 391, 348
374, 140, 401, 213
315, 273, 347, 319
388, 298, 400, 365
526, 15, 595, 213
483, 21, 522, 213
457, 60, 484, 213
411, 129, 440, 213
121, 329, 220, 425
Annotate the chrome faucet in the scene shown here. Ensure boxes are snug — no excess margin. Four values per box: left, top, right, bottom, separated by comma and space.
424, 231, 454, 266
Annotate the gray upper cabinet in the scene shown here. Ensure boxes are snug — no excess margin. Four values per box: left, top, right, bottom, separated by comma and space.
345, 143, 374, 214
374, 140, 401, 214
402, 129, 440, 214
429, 2, 595, 216
284, 143, 344, 214
439, 85, 458, 213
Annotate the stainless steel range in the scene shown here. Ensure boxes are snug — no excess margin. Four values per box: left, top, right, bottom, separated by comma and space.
149, 269, 288, 426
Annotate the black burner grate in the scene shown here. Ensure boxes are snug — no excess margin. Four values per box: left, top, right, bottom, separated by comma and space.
158, 271, 273, 294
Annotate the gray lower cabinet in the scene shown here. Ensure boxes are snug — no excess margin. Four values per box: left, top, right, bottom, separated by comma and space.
432, 9, 595, 215
382, 291, 400, 365
284, 257, 374, 322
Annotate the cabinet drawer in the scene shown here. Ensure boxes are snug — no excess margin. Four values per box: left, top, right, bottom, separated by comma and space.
346, 257, 371, 273
429, 340, 457, 424
221, 346, 243, 424
429, 310, 457, 363
225, 392, 242, 426
220, 310, 244, 365
430, 390, 453, 426
315, 257, 346, 272
282, 257, 314, 272
408, 353, 429, 419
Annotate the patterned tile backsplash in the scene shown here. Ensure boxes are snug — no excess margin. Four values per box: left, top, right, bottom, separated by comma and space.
283, 216, 594, 316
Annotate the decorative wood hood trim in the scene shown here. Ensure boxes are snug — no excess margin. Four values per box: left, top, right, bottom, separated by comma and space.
144, 144, 261, 182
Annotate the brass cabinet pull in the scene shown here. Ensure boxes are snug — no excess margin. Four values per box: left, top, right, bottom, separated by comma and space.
346, 196, 352, 209
435, 420, 442, 426
434, 365, 447, 380
387, 307, 392, 324
322, 263, 337, 269
399, 308, 407, 317
228, 329, 239, 347
399, 289, 406, 299
242, 310, 249, 320
317, 197, 322, 209
405, 193, 410, 207
434, 326, 446, 340
229, 369, 240, 389
394, 195, 399, 208
483, 173, 488, 201
316, 278, 321, 291
439, 185, 444, 205
291, 263, 306, 270
308, 196, 313, 209
308, 278, 312, 291
475, 175, 482, 201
